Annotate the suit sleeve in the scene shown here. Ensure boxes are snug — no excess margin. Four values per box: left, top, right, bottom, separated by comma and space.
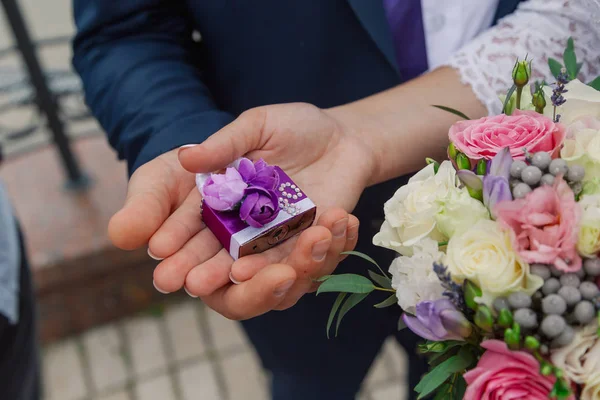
72, 0, 234, 174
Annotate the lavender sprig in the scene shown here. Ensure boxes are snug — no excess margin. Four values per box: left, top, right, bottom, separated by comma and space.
433, 263, 466, 312
551, 69, 570, 123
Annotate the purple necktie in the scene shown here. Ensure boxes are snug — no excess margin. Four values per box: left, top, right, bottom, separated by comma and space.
382, 0, 429, 81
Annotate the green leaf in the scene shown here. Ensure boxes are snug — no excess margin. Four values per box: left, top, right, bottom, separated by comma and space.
563, 37, 577, 79
341, 250, 389, 278
433, 383, 451, 400
576, 62, 584, 76
548, 58, 563, 79
452, 375, 468, 399
326, 293, 347, 339
398, 316, 407, 331
432, 105, 471, 120
315, 275, 333, 282
589, 76, 600, 91
316, 274, 375, 295
427, 344, 463, 367
335, 293, 369, 336
374, 294, 397, 308
415, 347, 475, 399
502, 84, 517, 114
367, 270, 393, 290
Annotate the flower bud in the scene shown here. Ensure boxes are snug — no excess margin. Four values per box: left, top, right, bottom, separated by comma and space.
467, 187, 483, 202
476, 159, 487, 176
524, 335, 540, 350
532, 87, 546, 114
504, 328, 520, 350
455, 152, 471, 170
426, 158, 440, 174
475, 305, 494, 332
512, 59, 531, 88
448, 143, 458, 160
497, 308, 514, 328
463, 280, 482, 310
540, 362, 553, 376
440, 309, 473, 339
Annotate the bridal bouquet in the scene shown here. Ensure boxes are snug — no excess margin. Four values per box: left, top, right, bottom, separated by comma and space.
318, 38, 600, 399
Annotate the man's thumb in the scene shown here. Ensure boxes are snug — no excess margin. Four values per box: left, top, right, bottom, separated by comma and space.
178, 108, 266, 173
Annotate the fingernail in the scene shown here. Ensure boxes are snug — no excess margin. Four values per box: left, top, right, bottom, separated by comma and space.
273, 279, 294, 297
312, 239, 331, 262
148, 248, 164, 261
347, 223, 359, 241
178, 144, 197, 157
184, 286, 198, 298
229, 272, 242, 285
332, 218, 348, 238
153, 280, 170, 294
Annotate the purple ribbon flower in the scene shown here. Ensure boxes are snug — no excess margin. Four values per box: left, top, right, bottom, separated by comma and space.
402, 298, 472, 342
238, 158, 279, 191
483, 148, 513, 218
240, 186, 279, 228
202, 168, 248, 211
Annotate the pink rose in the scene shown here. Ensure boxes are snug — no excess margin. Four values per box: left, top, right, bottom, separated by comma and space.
495, 177, 581, 272
449, 110, 566, 161
464, 340, 574, 400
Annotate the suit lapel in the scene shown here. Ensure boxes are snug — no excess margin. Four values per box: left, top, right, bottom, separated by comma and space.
347, 0, 399, 74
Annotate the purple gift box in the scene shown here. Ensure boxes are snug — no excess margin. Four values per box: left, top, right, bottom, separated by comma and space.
199, 163, 316, 260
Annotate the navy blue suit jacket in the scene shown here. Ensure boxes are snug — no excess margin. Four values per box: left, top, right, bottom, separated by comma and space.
72, 0, 523, 175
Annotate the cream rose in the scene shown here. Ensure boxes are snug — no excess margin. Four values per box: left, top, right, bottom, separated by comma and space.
582, 373, 600, 400
435, 186, 490, 238
561, 116, 600, 182
373, 161, 457, 255
578, 194, 600, 257
446, 219, 543, 306
551, 322, 600, 385
544, 79, 600, 125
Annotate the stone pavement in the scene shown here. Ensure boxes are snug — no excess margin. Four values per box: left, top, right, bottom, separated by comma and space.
43, 298, 409, 400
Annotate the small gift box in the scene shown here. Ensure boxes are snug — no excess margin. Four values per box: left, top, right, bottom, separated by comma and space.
197, 158, 317, 260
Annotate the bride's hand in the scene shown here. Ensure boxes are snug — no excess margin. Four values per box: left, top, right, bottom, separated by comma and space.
179, 103, 378, 309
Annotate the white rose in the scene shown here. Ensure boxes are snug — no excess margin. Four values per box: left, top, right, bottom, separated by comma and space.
544, 79, 600, 125
551, 322, 600, 385
578, 194, 600, 257
388, 238, 446, 314
445, 219, 543, 306
582, 372, 600, 400
373, 161, 457, 255
435, 186, 490, 239
561, 116, 600, 182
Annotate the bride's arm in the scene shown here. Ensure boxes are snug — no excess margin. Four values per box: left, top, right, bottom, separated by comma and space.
334, 0, 600, 186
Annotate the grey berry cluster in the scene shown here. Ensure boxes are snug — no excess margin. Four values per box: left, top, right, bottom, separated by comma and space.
532, 261, 599, 348
509, 152, 585, 199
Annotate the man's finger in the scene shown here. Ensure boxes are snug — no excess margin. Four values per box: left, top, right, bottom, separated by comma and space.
153, 228, 222, 293
148, 188, 204, 259
184, 249, 234, 297
178, 107, 267, 173
201, 263, 297, 320
108, 155, 183, 250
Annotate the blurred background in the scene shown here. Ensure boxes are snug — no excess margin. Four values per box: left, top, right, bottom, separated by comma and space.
0, 1, 407, 399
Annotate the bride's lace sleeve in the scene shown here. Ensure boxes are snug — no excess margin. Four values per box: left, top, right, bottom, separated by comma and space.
443, 0, 600, 115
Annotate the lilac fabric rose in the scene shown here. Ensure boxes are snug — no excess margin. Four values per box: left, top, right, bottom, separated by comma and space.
402, 298, 472, 342
238, 158, 279, 190
239, 186, 280, 228
202, 168, 248, 211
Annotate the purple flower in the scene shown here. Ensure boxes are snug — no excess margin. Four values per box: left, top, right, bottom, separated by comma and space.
238, 158, 279, 191
202, 168, 248, 211
483, 148, 513, 218
239, 186, 280, 228
402, 298, 472, 342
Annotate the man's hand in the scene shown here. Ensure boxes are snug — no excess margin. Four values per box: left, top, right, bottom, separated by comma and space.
178, 103, 378, 309
109, 144, 359, 319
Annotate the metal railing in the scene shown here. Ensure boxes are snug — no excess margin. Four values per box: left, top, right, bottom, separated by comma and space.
0, 0, 91, 190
